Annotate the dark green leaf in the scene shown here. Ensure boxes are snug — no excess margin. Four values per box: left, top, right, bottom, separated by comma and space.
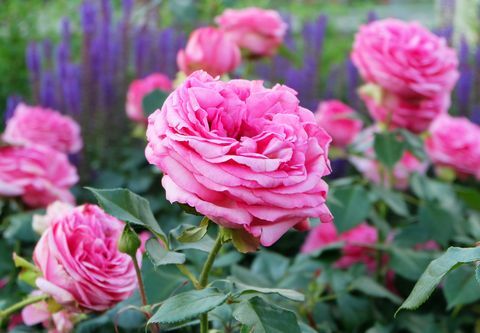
373, 132, 405, 169
455, 185, 480, 211
372, 186, 409, 216
337, 294, 372, 330
418, 202, 454, 247
86, 187, 166, 241
251, 251, 289, 283
169, 224, 215, 252
177, 217, 209, 243
148, 288, 228, 324
142, 89, 169, 117
350, 276, 402, 304
389, 247, 437, 280
396, 246, 480, 315
398, 129, 426, 160
443, 265, 480, 309
146, 238, 185, 266
329, 185, 371, 232
233, 297, 301, 333
4, 211, 40, 243
229, 279, 305, 302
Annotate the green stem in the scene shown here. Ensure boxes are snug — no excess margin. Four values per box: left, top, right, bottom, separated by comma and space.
199, 228, 225, 333
0, 294, 49, 319
176, 264, 201, 289
132, 256, 159, 333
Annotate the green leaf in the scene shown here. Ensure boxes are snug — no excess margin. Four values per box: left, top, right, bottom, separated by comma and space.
476, 265, 480, 285
118, 225, 141, 257
4, 210, 40, 243
372, 186, 409, 216
233, 297, 301, 333
455, 185, 480, 211
329, 185, 371, 232
350, 276, 402, 304
418, 202, 454, 247
229, 279, 305, 302
142, 89, 169, 117
86, 187, 166, 242
146, 238, 185, 266
443, 265, 480, 309
251, 251, 289, 283
177, 217, 209, 243
337, 294, 372, 330
396, 246, 480, 315
169, 224, 215, 253
389, 247, 437, 280
373, 132, 405, 169
148, 288, 228, 324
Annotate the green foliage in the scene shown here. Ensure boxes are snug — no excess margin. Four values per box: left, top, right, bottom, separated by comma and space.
142, 89, 169, 117
373, 132, 405, 169
328, 185, 371, 232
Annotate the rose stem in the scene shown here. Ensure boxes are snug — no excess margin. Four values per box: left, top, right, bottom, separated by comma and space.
132, 255, 159, 333
198, 227, 225, 333
0, 294, 49, 320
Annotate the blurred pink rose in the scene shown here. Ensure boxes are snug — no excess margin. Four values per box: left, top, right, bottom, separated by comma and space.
32, 201, 74, 235
33, 204, 137, 311
3, 103, 82, 154
177, 27, 241, 77
0, 145, 78, 207
302, 222, 378, 270
215, 7, 287, 57
349, 126, 428, 189
146, 71, 332, 247
352, 19, 458, 99
360, 85, 449, 133
22, 294, 75, 333
126, 73, 172, 123
315, 100, 363, 147
425, 114, 480, 180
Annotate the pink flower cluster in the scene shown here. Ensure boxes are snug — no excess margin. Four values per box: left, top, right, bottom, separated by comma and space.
146, 71, 332, 247
352, 19, 459, 133
177, 7, 286, 77
0, 104, 80, 207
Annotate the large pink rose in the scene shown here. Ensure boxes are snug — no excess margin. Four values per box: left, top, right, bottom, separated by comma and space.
360, 85, 449, 133
33, 204, 137, 312
302, 222, 378, 270
3, 103, 82, 154
315, 100, 363, 148
215, 7, 287, 57
0, 145, 78, 207
352, 19, 458, 99
349, 126, 428, 189
177, 27, 241, 77
146, 71, 332, 247
425, 114, 480, 180
126, 73, 172, 123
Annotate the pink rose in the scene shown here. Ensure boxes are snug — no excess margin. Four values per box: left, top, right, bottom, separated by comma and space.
32, 201, 74, 235
360, 85, 449, 133
22, 293, 75, 333
315, 100, 363, 147
33, 204, 137, 311
126, 73, 172, 123
0, 145, 78, 207
177, 27, 241, 77
146, 71, 332, 247
425, 114, 480, 180
215, 7, 287, 57
3, 103, 82, 154
302, 222, 378, 270
352, 19, 458, 99
349, 126, 428, 189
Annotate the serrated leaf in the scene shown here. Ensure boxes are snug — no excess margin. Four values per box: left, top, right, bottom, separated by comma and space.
86, 187, 166, 242
443, 266, 480, 309
233, 297, 301, 333
373, 132, 405, 169
146, 238, 185, 266
350, 276, 402, 304
230, 279, 305, 302
148, 288, 228, 324
328, 185, 371, 232
389, 247, 437, 280
396, 246, 480, 315
142, 89, 169, 117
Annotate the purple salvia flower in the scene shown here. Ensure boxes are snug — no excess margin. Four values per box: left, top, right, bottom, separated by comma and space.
367, 11, 377, 23
346, 58, 359, 109
456, 37, 471, 115
4, 96, 22, 123
39, 71, 57, 109
80, 1, 97, 36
